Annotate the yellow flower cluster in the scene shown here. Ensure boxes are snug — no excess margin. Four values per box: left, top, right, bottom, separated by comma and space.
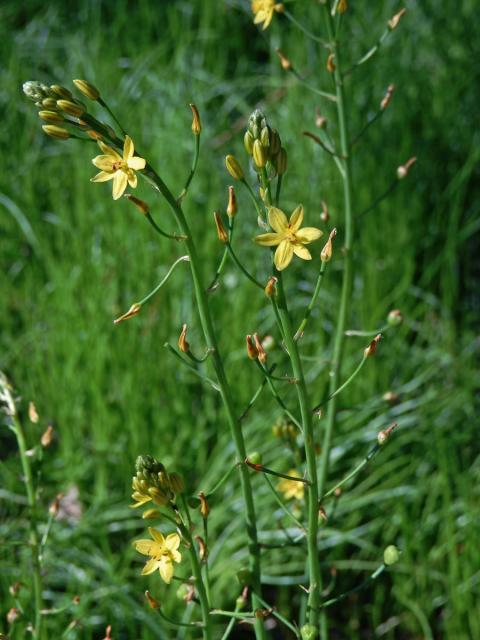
91, 135, 145, 200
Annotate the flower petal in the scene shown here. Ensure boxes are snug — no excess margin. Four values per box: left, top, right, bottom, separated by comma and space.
171, 549, 181, 563
254, 232, 282, 247
296, 227, 323, 243
274, 239, 294, 271
165, 533, 180, 552
123, 135, 134, 160
254, 10, 267, 24
112, 171, 128, 200
128, 172, 138, 189
91, 171, 114, 183
128, 156, 146, 171
142, 557, 160, 576
133, 539, 159, 556
158, 557, 174, 584
289, 205, 304, 232
92, 154, 116, 171
262, 9, 274, 29
98, 141, 122, 159
268, 207, 288, 234
148, 527, 166, 546
293, 244, 312, 260
130, 492, 152, 508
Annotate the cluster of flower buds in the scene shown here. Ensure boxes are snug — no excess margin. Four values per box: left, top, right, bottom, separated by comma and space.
131, 455, 184, 508
272, 417, 297, 441
244, 109, 287, 177
22, 79, 112, 143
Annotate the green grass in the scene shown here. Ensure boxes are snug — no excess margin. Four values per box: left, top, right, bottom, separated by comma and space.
1, 0, 479, 638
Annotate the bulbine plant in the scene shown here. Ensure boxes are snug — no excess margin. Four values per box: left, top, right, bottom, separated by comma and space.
20, 2, 414, 638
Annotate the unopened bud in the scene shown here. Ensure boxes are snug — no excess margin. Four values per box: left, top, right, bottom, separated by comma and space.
388, 8, 406, 30
264, 276, 277, 297
387, 309, 403, 327
124, 193, 149, 214
244, 131, 254, 155
178, 324, 190, 353
276, 49, 292, 71
364, 333, 382, 357
213, 212, 228, 243
380, 84, 395, 110
142, 508, 161, 519
41, 425, 54, 447
42, 124, 70, 140
301, 624, 318, 640
199, 492, 210, 518
273, 147, 288, 175
397, 156, 417, 179
227, 185, 238, 218
253, 139, 268, 168
114, 302, 141, 324
225, 155, 244, 180
260, 126, 271, 149
28, 401, 39, 423
326, 54, 336, 73
169, 472, 185, 494
246, 335, 259, 360
189, 103, 201, 135
320, 200, 330, 222
145, 590, 161, 609
377, 422, 397, 445
42, 97, 58, 109
50, 85, 73, 100
338, 0, 347, 13
383, 544, 400, 565
321, 228, 337, 262
39, 110, 64, 124
253, 334, 267, 364
56, 99, 86, 117
73, 79, 100, 100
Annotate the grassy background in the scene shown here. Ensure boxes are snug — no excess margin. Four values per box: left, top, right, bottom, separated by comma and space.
1, 0, 479, 638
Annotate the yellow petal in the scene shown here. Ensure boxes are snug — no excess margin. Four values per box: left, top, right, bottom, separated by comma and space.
274, 239, 294, 271
158, 557, 174, 584
293, 244, 312, 260
128, 156, 146, 171
171, 549, 181, 563
268, 207, 288, 234
92, 155, 116, 171
98, 141, 122, 160
91, 171, 114, 183
123, 135, 134, 160
262, 10, 274, 29
254, 10, 267, 24
148, 527, 166, 546
128, 172, 137, 189
289, 205, 304, 232
254, 232, 282, 247
133, 539, 159, 556
296, 227, 323, 243
112, 171, 128, 200
130, 493, 152, 508
142, 557, 160, 576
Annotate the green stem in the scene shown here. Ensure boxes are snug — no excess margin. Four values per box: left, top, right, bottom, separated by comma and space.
144, 166, 266, 640
294, 261, 328, 340
316, 564, 386, 609
208, 218, 234, 291
178, 133, 201, 202
138, 255, 190, 306
322, 443, 380, 500
226, 242, 264, 289
145, 212, 187, 241
263, 473, 306, 533
312, 354, 367, 414
283, 9, 329, 47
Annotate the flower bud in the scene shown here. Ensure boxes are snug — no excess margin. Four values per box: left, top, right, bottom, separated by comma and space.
213, 212, 229, 243
276, 49, 292, 71
124, 193, 149, 215
320, 200, 330, 222
148, 486, 170, 506
50, 84, 73, 100
377, 422, 397, 445
253, 333, 267, 364
253, 139, 268, 168
338, 0, 347, 13
273, 147, 288, 175
73, 79, 100, 101
388, 8, 406, 30
364, 334, 382, 357
178, 324, 190, 353
246, 335, 259, 360
380, 84, 395, 110
301, 624, 318, 640
199, 491, 210, 518
387, 309, 403, 327
244, 131, 254, 155
169, 472, 185, 494
142, 508, 161, 519
397, 156, 417, 179
41, 425, 54, 447
260, 126, 270, 149
23, 80, 50, 102
264, 276, 277, 297
326, 53, 336, 73
248, 109, 265, 138
39, 110, 64, 124
248, 451, 262, 465
270, 129, 281, 155
57, 99, 86, 117
227, 185, 237, 218
114, 302, 142, 324
320, 228, 337, 263
225, 154, 244, 180
384, 544, 400, 565
28, 401, 39, 423
42, 125, 70, 140
189, 103, 201, 135
145, 590, 161, 609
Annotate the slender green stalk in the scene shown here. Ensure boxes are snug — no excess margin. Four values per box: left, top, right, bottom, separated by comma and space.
322, 443, 380, 499
294, 261, 327, 340
1, 375, 43, 640
262, 473, 306, 532
138, 255, 190, 306
312, 354, 367, 413
144, 166, 266, 640
317, 564, 386, 609
178, 133, 201, 202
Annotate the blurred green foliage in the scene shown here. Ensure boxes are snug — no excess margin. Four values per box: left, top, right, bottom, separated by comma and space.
0, 0, 479, 638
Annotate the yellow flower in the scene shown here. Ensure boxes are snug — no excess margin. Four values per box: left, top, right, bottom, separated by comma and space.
278, 470, 304, 501
254, 205, 323, 271
251, 0, 284, 30
91, 135, 146, 200
133, 527, 181, 584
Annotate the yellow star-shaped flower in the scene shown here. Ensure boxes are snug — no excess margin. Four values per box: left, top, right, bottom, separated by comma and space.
133, 528, 181, 584
251, 0, 284, 30
254, 205, 323, 271
277, 470, 305, 501
91, 135, 146, 200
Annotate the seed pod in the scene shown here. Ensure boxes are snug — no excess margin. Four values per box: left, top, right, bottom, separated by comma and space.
42, 125, 70, 140
387, 309, 403, 326
73, 79, 100, 101
383, 545, 400, 565
225, 154, 244, 180
253, 139, 268, 168
301, 624, 318, 640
